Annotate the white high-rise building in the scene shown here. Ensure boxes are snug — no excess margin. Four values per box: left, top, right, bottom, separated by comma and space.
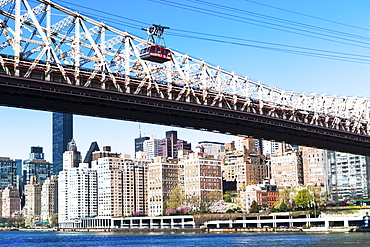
326, 151, 369, 201
143, 135, 161, 160
260, 140, 281, 157
92, 151, 148, 217
198, 141, 225, 158
63, 139, 82, 170
58, 163, 97, 222
232, 136, 244, 151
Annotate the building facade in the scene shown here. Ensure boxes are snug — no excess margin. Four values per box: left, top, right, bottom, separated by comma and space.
270, 150, 303, 187
159, 131, 192, 159
134, 136, 150, 158
52, 112, 73, 175
92, 147, 149, 218
326, 151, 369, 201
221, 139, 268, 190
22, 159, 53, 187
301, 147, 327, 186
23, 176, 42, 224
58, 164, 97, 222
198, 141, 225, 158
148, 158, 182, 216
41, 175, 58, 222
143, 136, 161, 160
182, 152, 222, 209
1, 185, 20, 218
0, 157, 20, 190
240, 182, 279, 211
62, 139, 82, 170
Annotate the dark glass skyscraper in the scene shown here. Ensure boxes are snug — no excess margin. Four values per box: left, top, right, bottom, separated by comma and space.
52, 113, 73, 175
134, 136, 150, 158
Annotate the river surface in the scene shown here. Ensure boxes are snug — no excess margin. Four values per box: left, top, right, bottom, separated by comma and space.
1, 231, 370, 246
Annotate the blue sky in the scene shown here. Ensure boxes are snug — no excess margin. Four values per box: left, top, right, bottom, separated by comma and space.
0, 0, 369, 161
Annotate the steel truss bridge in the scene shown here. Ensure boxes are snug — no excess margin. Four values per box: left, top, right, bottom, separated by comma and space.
0, 0, 369, 156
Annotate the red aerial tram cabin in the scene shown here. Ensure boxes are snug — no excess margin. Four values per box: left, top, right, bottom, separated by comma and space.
140, 24, 172, 63
140, 45, 172, 63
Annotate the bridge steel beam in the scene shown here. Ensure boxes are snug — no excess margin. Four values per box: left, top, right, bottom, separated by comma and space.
1, 74, 370, 156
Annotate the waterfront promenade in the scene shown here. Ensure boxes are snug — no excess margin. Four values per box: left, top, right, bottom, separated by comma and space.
58, 210, 369, 232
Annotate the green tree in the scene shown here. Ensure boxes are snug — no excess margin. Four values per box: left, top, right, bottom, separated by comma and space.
50, 213, 58, 226
279, 187, 291, 206
295, 189, 313, 209
166, 186, 185, 210
223, 191, 237, 203
307, 185, 327, 207
279, 202, 288, 212
224, 193, 231, 203
249, 200, 259, 213
6, 217, 24, 228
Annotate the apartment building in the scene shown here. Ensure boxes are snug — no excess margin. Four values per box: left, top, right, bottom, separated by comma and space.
58, 164, 97, 222
182, 152, 222, 208
270, 150, 303, 187
41, 175, 58, 222
148, 157, 182, 216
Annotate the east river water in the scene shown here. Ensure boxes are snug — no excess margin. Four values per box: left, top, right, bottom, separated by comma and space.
1, 231, 370, 246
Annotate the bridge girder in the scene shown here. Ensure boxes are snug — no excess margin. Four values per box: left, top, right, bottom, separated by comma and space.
0, 74, 370, 156
0, 0, 369, 153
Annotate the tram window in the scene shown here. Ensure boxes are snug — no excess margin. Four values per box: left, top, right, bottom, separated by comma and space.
150, 46, 155, 52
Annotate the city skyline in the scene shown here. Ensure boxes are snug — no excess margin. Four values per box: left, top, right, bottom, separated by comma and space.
0, 106, 233, 161
0, 0, 369, 161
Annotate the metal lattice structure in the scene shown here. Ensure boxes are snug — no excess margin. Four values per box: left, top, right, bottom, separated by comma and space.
0, 0, 369, 135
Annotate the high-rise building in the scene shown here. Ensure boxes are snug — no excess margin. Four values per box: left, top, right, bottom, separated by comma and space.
270, 149, 303, 187
159, 130, 192, 159
58, 164, 97, 222
221, 139, 268, 190
326, 151, 368, 201
23, 147, 53, 187
30, 147, 44, 160
182, 152, 222, 209
257, 140, 281, 157
148, 157, 182, 216
83, 141, 100, 167
62, 139, 82, 170
0, 157, 20, 190
41, 175, 58, 222
23, 176, 42, 224
301, 147, 327, 186
52, 113, 73, 175
198, 141, 225, 158
143, 135, 161, 160
134, 136, 150, 158
122, 160, 148, 216
91, 146, 148, 217
161, 131, 177, 158
92, 148, 148, 217
0, 185, 20, 218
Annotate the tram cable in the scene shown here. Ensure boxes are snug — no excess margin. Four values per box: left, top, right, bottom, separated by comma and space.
150, 0, 370, 48
48, 0, 370, 64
